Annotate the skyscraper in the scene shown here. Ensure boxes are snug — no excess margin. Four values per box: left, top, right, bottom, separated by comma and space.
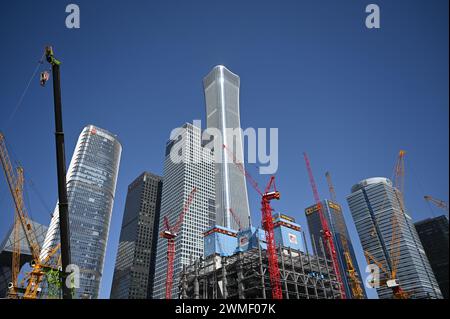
40, 125, 122, 299
110, 172, 163, 299
305, 199, 366, 299
347, 177, 442, 299
203, 65, 250, 231
415, 215, 449, 299
152, 123, 215, 299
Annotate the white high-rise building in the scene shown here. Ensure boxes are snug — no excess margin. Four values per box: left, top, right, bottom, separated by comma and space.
152, 123, 215, 299
40, 125, 122, 299
203, 65, 251, 231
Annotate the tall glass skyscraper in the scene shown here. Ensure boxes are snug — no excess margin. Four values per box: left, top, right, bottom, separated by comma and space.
40, 125, 122, 299
305, 199, 366, 299
347, 177, 442, 299
110, 172, 163, 299
203, 65, 250, 231
152, 123, 215, 299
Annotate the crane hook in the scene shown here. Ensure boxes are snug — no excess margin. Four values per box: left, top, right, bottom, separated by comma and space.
40, 70, 50, 87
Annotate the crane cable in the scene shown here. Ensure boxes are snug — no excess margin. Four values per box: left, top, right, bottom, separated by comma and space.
408, 160, 436, 218
2, 52, 46, 132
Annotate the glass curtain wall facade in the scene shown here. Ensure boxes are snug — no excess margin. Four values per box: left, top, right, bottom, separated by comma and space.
347, 178, 442, 299
415, 216, 449, 299
40, 125, 122, 299
203, 65, 250, 231
305, 199, 366, 298
110, 172, 163, 299
152, 123, 215, 299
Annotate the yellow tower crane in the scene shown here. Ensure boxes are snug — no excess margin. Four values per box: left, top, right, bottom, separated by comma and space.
365, 150, 409, 299
0, 132, 61, 299
325, 171, 365, 299
424, 195, 449, 214
7, 166, 25, 299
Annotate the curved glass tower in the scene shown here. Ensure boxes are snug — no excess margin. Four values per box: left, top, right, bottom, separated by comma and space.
40, 125, 122, 299
347, 177, 442, 299
203, 65, 251, 231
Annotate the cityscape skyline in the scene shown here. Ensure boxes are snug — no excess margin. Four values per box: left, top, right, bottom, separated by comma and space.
0, 0, 448, 299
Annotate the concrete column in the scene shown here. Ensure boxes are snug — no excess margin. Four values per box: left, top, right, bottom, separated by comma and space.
221, 256, 228, 299
288, 247, 300, 299
257, 236, 267, 299
279, 245, 288, 299
236, 253, 245, 299
194, 260, 200, 299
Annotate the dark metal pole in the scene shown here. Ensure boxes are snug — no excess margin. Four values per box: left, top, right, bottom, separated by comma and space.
46, 46, 72, 299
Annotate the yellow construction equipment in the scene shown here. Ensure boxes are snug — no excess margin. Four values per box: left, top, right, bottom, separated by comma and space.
0, 132, 61, 299
325, 171, 364, 299
8, 215, 21, 299
364, 215, 408, 299
341, 237, 364, 299
364, 150, 409, 299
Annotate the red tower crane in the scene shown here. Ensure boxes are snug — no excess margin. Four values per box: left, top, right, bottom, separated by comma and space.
303, 153, 346, 299
223, 144, 283, 299
325, 171, 364, 299
160, 187, 197, 299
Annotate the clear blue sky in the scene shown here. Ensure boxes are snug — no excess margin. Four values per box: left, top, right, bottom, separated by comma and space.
0, 0, 448, 299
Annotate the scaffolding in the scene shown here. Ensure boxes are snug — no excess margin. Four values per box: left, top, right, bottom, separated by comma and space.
179, 233, 343, 299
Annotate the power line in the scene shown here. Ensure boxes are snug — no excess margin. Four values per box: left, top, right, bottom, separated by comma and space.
409, 160, 436, 218
2, 52, 45, 132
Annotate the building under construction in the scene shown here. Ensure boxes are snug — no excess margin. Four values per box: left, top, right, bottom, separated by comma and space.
179, 214, 344, 299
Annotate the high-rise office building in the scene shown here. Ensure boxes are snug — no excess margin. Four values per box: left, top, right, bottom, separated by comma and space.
415, 215, 449, 299
152, 123, 215, 299
110, 172, 163, 299
347, 177, 442, 299
203, 65, 250, 231
305, 199, 366, 299
40, 125, 122, 299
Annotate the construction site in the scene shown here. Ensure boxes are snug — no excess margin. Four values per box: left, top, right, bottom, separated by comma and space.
0, 43, 447, 301
179, 224, 344, 299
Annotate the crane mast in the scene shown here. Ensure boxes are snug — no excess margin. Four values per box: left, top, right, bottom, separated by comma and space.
161, 187, 197, 299
260, 176, 283, 299
44, 46, 72, 299
364, 150, 409, 299
303, 153, 346, 299
325, 171, 337, 202
0, 134, 41, 262
223, 144, 283, 299
325, 170, 364, 299
341, 237, 364, 299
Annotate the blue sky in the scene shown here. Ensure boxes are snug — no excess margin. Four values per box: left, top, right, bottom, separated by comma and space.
0, 0, 448, 299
